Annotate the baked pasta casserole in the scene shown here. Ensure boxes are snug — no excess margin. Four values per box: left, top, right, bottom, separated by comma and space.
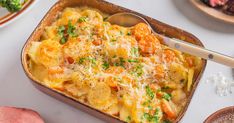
27, 7, 202, 123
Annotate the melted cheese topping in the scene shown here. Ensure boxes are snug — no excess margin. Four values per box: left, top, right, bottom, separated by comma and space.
27, 7, 202, 123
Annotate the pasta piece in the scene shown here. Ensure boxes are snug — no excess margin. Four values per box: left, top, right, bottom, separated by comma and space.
36, 39, 63, 67
107, 25, 128, 40
87, 82, 111, 110
104, 36, 137, 59
104, 98, 119, 115
30, 61, 47, 82
194, 57, 202, 70
64, 82, 90, 97
168, 63, 188, 84
43, 26, 60, 41
43, 79, 64, 90
105, 104, 119, 115
28, 42, 41, 63
64, 82, 88, 97
171, 89, 186, 104
45, 66, 69, 90
122, 94, 134, 109
81, 10, 103, 25
47, 66, 64, 75
187, 68, 194, 91
62, 38, 93, 61
119, 105, 132, 122
131, 105, 145, 123
92, 94, 118, 111
69, 72, 94, 96
57, 8, 81, 25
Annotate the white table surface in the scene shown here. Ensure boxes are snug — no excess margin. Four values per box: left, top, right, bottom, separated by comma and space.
0, 0, 234, 123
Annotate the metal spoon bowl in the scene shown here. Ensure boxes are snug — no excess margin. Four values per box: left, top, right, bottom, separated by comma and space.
106, 13, 150, 27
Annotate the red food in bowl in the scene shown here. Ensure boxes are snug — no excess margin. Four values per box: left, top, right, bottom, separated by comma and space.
210, 0, 228, 7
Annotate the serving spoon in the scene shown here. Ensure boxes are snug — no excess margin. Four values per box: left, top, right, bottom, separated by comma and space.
107, 13, 234, 68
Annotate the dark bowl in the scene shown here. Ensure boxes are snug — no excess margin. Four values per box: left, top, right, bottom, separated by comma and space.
204, 106, 234, 123
21, 0, 207, 122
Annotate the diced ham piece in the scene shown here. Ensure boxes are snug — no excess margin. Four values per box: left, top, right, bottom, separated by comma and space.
0, 107, 44, 123
209, 0, 228, 7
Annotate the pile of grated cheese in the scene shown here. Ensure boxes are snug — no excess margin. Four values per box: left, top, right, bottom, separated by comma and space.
206, 72, 234, 96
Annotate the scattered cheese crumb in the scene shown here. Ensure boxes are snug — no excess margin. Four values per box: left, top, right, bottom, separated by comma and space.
206, 72, 234, 96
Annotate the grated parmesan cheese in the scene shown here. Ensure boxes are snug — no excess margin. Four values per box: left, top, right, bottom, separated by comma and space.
206, 72, 234, 96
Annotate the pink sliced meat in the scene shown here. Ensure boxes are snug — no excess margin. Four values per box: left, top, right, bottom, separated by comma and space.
209, 0, 228, 7
0, 107, 44, 123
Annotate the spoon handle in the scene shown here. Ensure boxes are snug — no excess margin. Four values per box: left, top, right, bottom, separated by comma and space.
161, 36, 234, 68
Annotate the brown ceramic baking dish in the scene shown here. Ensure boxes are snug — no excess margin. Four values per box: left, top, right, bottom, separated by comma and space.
21, 0, 207, 122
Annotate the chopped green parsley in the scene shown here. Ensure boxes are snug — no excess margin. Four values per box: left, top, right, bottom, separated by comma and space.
58, 26, 65, 36
119, 57, 125, 67
128, 59, 139, 63
131, 47, 139, 57
102, 61, 109, 70
57, 20, 77, 44
162, 93, 172, 101
145, 85, 155, 99
161, 86, 170, 91
127, 31, 131, 36
88, 58, 96, 64
78, 58, 86, 64
142, 108, 160, 123
78, 57, 96, 65
58, 25, 67, 44
67, 20, 77, 37
103, 17, 108, 21
132, 64, 143, 77
126, 116, 131, 122
120, 31, 123, 35
78, 17, 87, 23
114, 57, 125, 68
111, 39, 117, 42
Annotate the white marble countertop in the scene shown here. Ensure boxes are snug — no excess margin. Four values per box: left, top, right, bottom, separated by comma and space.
0, 0, 234, 123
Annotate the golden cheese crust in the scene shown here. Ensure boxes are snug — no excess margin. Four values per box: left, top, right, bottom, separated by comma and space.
27, 7, 202, 123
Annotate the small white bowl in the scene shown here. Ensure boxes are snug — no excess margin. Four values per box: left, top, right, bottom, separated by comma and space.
0, 0, 38, 28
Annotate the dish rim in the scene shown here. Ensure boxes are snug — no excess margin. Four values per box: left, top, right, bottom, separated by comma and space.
21, 0, 207, 122
190, 0, 234, 24
0, 0, 38, 28
204, 106, 234, 123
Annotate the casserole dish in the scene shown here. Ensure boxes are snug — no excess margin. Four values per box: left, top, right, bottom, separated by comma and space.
21, 0, 207, 122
